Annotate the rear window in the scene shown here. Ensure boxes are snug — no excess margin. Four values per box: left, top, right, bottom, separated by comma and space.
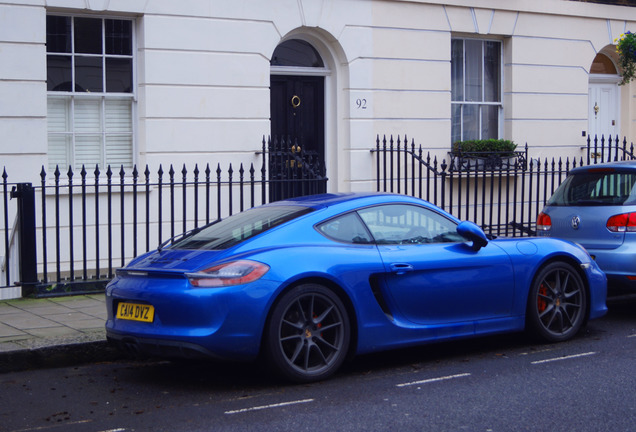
548, 171, 636, 206
171, 205, 313, 250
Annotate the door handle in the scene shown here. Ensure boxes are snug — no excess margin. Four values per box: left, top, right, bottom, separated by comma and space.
390, 263, 414, 275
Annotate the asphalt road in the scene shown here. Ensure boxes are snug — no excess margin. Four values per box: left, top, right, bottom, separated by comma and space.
2, 299, 636, 432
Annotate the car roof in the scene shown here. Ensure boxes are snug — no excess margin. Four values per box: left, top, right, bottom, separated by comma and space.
265, 192, 436, 213
568, 160, 636, 174
268, 192, 391, 208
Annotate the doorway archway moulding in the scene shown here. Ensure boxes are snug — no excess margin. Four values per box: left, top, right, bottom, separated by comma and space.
269, 28, 350, 192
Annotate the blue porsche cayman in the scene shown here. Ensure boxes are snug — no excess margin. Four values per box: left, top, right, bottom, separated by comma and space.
105, 193, 607, 382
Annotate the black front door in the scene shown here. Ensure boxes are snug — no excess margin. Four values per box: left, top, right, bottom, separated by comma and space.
270, 75, 326, 200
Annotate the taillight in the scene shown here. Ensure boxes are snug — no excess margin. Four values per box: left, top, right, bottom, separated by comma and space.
606, 212, 636, 232
536, 212, 552, 232
186, 260, 269, 288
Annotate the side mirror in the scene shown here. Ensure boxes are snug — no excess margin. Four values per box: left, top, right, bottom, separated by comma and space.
457, 221, 489, 251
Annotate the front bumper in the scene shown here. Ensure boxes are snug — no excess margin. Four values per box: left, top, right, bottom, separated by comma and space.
583, 260, 608, 320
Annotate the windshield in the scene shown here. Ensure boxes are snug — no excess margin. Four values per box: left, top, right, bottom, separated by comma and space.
171, 205, 313, 250
548, 171, 636, 206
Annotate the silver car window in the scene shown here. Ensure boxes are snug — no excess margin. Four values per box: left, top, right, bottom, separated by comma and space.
357, 204, 462, 245
171, 205, 313, 250
316, 212, 372, 244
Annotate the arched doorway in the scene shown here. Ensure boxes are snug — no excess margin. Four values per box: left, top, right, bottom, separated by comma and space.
269, 39, 328, 200
588, 52, 621, 140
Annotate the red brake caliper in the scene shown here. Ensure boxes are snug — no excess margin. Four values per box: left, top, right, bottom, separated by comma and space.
538, 284, 548, 313
314, 314, 322, 336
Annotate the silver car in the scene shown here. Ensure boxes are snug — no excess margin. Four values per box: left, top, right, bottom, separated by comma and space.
537, 161, 636, 293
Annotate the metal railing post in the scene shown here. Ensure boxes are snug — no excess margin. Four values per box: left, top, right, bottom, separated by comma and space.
10, 183, 37, 296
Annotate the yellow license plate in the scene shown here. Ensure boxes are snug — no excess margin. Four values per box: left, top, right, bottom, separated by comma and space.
116, 302, 155, 323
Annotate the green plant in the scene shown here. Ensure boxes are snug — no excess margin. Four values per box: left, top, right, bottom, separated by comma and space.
451, 139, 517, 156
616, 31, 636, 85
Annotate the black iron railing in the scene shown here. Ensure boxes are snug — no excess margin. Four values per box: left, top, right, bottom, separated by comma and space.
371, 134, 635, 238
2, 133, 633, 297
1, 137, 327, 296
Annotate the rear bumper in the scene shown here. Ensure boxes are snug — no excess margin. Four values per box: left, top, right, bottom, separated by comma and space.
605, 275, 636, 293
587, 244, 636, 292
107, 331, 224, 360
105, 275, 283, 361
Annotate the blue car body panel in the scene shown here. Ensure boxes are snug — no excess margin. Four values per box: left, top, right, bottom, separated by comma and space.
106, 193, 607, 362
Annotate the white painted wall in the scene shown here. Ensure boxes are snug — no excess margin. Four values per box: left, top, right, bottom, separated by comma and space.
2, 0, 636, 183
0, 4, 47, 182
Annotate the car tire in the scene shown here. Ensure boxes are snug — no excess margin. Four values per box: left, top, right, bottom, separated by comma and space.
526, 261, 587, 342
265, 283, 350, 383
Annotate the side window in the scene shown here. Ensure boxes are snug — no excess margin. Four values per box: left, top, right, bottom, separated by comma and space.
357, 204, 462, 245
316, 212, 372, 244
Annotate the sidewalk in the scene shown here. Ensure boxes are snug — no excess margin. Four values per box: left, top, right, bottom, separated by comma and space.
0, 294, 122, 373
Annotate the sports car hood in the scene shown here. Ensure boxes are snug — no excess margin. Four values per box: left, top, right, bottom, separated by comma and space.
124, 248, 227, 273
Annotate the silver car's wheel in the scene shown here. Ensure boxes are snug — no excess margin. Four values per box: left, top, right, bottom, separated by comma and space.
265, 284, 350, 383
527, 262, 587, 342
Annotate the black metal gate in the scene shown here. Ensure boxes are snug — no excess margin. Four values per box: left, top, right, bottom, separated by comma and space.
267, 135, 327, 201
372, 134, 636, 238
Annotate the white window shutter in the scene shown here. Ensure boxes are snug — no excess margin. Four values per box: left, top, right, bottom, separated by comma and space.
75, 135, 103, 169
47, 98, 71, 171
48, 135, 72, 171
105, 99, 133, 167
75, 99, 101, 132
106, 135, 133, 167
105, 99, 132, 132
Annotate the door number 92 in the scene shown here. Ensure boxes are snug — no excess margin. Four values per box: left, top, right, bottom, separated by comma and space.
355, 98, 367, 109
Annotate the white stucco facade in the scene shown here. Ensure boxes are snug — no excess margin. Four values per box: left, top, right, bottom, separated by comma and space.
1, 0, 636, 190
4, 0, 636, 297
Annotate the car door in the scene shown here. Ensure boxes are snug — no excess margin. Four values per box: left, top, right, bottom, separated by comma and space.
357, 204, 515, 326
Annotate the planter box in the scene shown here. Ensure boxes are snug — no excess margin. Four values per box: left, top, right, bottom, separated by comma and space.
449, 152, 527, 173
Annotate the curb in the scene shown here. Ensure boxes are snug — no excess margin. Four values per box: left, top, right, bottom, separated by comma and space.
0, 340, 125, 373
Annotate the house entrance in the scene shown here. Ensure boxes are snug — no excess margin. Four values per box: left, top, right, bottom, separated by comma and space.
588, 52, 621, 141
269, 39, 327, 200
588, 81, 619, 139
